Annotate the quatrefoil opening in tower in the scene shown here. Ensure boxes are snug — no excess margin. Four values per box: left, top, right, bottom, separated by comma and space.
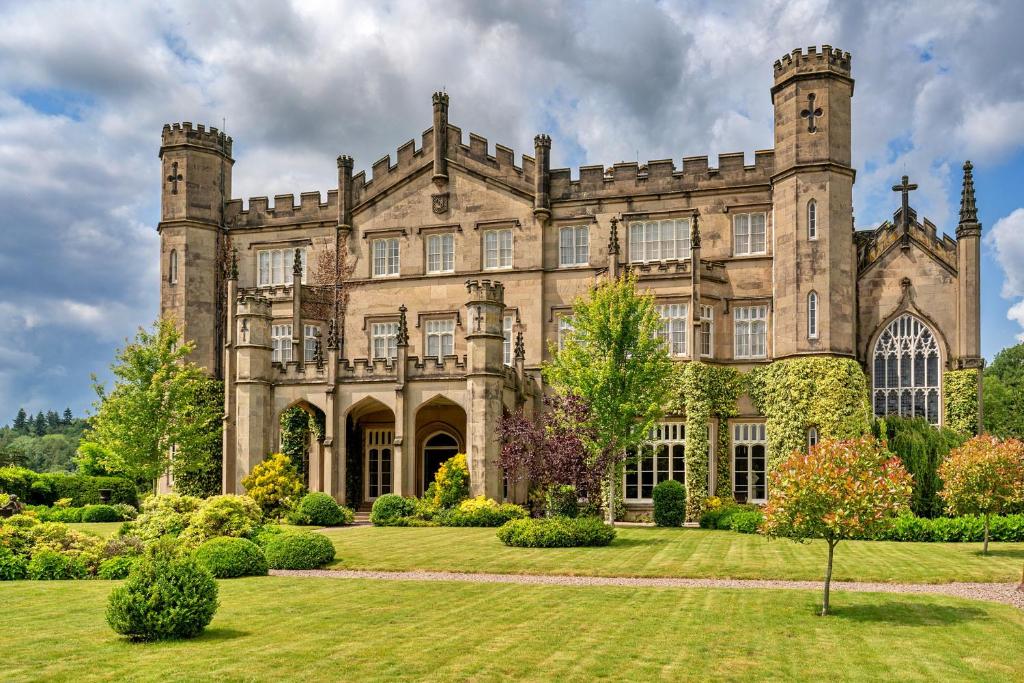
800, 93, 823, 133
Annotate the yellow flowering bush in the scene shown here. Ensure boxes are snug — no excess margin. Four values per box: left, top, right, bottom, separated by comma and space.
242, 453, 306, 517
431, 453, 469, 509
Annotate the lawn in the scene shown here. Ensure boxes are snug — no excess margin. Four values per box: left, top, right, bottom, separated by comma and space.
320, 526, 1024, 584
2, 576, 1023, 681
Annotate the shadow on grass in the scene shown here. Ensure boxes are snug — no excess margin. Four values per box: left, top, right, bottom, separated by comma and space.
970, 547, 1024, 559
194, 627, 250, 643
830, 602, 988, 625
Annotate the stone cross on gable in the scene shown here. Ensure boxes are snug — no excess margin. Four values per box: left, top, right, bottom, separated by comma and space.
800, 93, 823, 133
166, 161, 183, 195
892, 175, 918, 229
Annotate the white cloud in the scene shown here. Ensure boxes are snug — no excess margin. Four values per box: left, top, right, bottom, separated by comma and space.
986, 208, 1024, 299
1008, 301, 1024, 343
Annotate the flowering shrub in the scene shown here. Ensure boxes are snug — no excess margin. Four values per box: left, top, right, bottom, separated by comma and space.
30, 522, 106, 573
438, 496, 528, 527
939, 434, 1024, 553
761, 437, 911, 615
125, 493, 202, 542
242, 453, 306, 516
431, 454, 470, 509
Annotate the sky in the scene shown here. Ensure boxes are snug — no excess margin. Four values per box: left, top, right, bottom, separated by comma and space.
1, 0, 1023, 422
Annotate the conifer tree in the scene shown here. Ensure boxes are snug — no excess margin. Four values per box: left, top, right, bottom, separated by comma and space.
12, 408, 27, 432
62, 408, 73, 425
34, 412, 46, 436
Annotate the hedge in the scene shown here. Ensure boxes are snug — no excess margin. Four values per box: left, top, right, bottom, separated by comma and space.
496, 516, 616, 548
0, 467, 138, 506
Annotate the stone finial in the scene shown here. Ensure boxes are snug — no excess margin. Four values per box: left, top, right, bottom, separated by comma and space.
293, 248, 304, 279
337, 154, 354, 170
959, 160, 979, 225
312, 329, 324, 369
691, 211, 702, 250
326, 318, 339, 350
514, 330, 525, 361
396, 304, 410, 346
608, 217, 620, 255
228, 247, 238, 280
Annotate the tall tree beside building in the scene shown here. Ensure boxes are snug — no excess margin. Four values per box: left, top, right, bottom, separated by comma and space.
80, 319, 224, 493
544, 273, 680, 523
983, 342, 1024, 439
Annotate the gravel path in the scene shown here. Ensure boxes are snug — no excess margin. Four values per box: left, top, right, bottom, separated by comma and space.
269, 568, 1024, 609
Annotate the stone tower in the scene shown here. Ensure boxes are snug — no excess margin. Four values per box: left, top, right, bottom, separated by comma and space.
464, 279, 507, 499
227, 293, 273, 493
956, 161, 983, 368
158, 122, 234, 374
770, 46, 856, 358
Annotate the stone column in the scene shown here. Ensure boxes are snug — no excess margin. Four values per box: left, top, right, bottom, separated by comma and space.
292, 248, 303, 368
432, 92, 449, 183
222, 250, 238, 494
689, 211, 702, 359
464, 280, 506, 499
324, 319, 342, 500
233, 294, 273, 493
393, 305, 410, 496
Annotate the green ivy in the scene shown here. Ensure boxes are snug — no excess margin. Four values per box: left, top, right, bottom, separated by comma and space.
943, 369, 979, 437
679, 362, 745, 521
748, 357, 872, 470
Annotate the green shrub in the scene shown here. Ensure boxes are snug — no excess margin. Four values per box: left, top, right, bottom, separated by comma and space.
288, 492, 353, 527
874, 416, 964, 518
27, 549, 88, 580
0, 514, 40, 555
496, 516, 616, 548
545, 485, 579, 518
113, 503, 138, 521
193, 537, 268, 578
370, 494, 416, 525
438, 496, 528, 527
82, 504, 120, 523
250, 524, 284, 549
0, 546, 28, 580
652, 480, 686, 527
263, 531, 336, 570
0, 466, 38, 501
46, 506, 84, 523
179, 495, 262, 547
129, 494, 203, 542
728, 510, 764, 534
30, 521, 106, 572
241, 453, 306, 516
0, 467, 141, 507
106, 550, 219, 641
98, 555, 141, 580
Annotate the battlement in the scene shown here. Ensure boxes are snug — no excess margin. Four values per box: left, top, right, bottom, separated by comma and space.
235, 293, 272, 316
550, 150, 774, 200
773, 45, 851, 82
465, 279, 505, 304
161, 122, 233, 158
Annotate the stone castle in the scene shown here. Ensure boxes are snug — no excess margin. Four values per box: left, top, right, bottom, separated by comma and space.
158, 45, 982, 512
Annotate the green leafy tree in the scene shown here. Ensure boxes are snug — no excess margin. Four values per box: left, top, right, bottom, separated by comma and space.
983, 343, 1024, 439
544, 273, 680, 523
79, 319, 223, 493
938, 434, 1024, 554
761, 436, 912, 616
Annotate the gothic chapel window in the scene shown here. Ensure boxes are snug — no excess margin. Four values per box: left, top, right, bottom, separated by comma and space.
872, 314, 942, 425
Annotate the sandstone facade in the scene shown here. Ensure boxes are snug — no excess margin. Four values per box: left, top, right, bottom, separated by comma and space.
158, 46, 982, 511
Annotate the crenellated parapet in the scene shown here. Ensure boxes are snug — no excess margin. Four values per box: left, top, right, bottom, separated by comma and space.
225, 191, 337, 227
161, 122, 233, 159
773, 45, 852, 84
857, 210, 959, 273
550, 150, 774, 200
465, 278, 505, 305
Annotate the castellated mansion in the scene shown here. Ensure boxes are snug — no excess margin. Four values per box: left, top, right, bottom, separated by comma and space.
158, 45, 982, 512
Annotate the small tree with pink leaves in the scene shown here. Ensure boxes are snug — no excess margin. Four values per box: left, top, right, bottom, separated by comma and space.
761, 436, 912, 616
939, 434, 1024, 555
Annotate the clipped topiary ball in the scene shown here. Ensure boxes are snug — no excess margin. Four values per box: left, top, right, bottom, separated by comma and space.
291, 492, 352, 527
370, 494, 415, 525
263, 531, 335, 570
194, 537, 269, 578
652, 479, 686, 527
82, 504, 121, 523
106, 551, 219, 641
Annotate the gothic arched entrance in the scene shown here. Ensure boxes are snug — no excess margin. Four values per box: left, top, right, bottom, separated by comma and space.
422, 432, 460, 491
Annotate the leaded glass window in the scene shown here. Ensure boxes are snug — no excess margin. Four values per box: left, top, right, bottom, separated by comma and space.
872, 314, 941, 425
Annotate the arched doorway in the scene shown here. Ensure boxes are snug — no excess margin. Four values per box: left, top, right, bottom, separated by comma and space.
346, 397, 397, 505
279, 401, 326, 488
414, 395, 467, 497
422, 432, 460, 491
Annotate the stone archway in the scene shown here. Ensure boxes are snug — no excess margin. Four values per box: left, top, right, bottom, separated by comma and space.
414, 395, 467, 497
279, 400, 326, 488
345, 397, 397, 506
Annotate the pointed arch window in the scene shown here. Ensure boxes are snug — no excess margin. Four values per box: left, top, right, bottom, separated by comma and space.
807, 200, 818, 240
807, 291, 818, 339
872, 314, 941, 425
169, 249, 178, 285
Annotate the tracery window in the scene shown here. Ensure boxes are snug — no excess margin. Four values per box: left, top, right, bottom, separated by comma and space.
872, 314, 941, 425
